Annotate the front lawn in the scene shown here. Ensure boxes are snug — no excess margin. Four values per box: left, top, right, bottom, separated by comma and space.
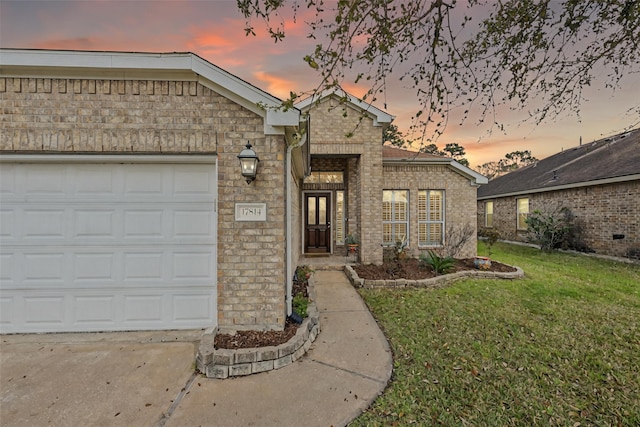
353, 242, 640, 426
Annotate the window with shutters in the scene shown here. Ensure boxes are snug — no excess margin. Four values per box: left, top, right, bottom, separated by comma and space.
382, 190, 408, 245
418, 190, 444, 247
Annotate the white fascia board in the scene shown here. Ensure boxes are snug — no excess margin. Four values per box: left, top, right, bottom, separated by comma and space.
449, 161, 489, 185
295, 90, 393, 126
1, 49, 300, 133
477, 174, 640, 200
0, 153, 217, 164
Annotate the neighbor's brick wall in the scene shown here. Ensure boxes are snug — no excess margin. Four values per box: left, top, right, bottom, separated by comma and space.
0, 76, 287, 330
306, 97, 384, 264
477, 180, 640, 259
384, 164, 479, 259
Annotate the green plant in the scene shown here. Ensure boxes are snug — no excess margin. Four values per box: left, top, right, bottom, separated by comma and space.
419, 250, 455, 275
478, 227, 501, 257
525, 204, 573, 252
296, 265, 314, 280
345, 234, 359, 245
292, 294, 308, 318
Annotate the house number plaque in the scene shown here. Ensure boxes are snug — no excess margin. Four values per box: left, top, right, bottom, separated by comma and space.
235, 203, 267, 221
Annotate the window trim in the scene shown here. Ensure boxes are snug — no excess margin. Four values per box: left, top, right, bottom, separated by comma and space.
484, 200, 494, 228
335, 190, 345, 245
382, 190, 409, 246
516, 197, 529, 230
418, 189, 445, 247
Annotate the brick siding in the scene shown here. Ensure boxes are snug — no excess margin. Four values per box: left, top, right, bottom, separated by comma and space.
383, 164, 479, 259
478, 180, 640, 259
1, 77, 287, 330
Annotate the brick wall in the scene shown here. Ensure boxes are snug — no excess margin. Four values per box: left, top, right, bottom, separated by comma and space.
384, 164, 479, 259
306, 97, 384, 264
477, 180, 640, 259
1, 77, 288, 330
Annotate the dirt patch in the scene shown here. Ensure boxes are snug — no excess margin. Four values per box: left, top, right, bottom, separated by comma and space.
353, 257, 517, 281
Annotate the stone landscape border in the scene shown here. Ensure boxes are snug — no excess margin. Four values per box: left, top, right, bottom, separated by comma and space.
345, 263, 524, 289
196, 276, 319, 379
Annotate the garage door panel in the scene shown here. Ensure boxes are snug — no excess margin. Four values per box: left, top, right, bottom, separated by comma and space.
73, 295, 117, 325
173, 252, 214, 279
174, 169, 215, 194
124, 168, 165, 195
0, 254, 14, 282
0, 165, 16, 195
24, 209, 66, 239
0, 160, 217, 333
74, 167, 117, 195
173, 294, 214, 321
0, 210, 15, 240
174, 210, 214, 237
24, 253, 66, 283
123, 209, 165, 238
123, 252, 165, 280
25, 166, 67, 195
24, 296, 66, 325
73, 253, 116, 281
73, 209, 117, 238
124, 295, 164, 322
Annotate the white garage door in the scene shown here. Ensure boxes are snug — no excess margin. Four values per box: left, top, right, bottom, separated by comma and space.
0, 156, 217, 333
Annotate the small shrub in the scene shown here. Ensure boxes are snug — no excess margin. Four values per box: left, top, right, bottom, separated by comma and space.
478, 227, 501, 257
292, 294, 308, 318
443, 223, 475, 257
419, 250, 455, 275
525, 204, 573, 252
296, 265, 314, 281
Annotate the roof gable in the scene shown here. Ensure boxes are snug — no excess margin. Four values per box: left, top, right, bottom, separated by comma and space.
295, 89, 393, 126
478, 128, 640, 198
0, 49, 301, 134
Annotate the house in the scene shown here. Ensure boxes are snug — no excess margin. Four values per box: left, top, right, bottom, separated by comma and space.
0, 49, 486, 335
477, 129, 640, 259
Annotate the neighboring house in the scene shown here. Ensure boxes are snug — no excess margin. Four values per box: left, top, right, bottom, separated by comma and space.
0, 49, 486, 334
477, 129, 640, 260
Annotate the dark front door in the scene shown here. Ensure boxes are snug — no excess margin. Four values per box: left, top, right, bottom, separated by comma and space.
305, 193, 331, 253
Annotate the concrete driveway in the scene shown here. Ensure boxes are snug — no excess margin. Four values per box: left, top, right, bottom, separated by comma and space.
1, 270, 393, 427
1, 330, 201, 427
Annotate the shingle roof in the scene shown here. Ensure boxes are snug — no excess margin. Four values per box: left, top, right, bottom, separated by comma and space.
382, 145, 445, 160
478, 128, 640, 198
381, 145, 488, 185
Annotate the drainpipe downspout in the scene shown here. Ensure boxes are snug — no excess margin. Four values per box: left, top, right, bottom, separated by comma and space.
286, 129, 308, 317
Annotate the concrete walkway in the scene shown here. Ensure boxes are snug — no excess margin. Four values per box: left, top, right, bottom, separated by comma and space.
0, 270, 393, 427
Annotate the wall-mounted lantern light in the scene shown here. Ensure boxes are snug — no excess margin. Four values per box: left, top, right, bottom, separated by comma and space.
237, 142, 260, 184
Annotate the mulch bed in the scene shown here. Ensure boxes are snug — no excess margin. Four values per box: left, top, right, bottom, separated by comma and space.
214, 276, 309, 350
353, 257, 517, 281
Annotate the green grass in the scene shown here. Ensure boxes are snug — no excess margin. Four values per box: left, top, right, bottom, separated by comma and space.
353, 242, 640, 426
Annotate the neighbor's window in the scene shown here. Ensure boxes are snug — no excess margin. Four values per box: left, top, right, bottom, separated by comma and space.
517, 198, 529, 230
485, 201, 494, 228
335, 191, 345, 244
418, 190, 444, 246
383, 190, 408, 245
304, 171, 344, 184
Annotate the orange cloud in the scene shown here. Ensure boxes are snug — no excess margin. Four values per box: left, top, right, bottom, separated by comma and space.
252, 70, 296, 99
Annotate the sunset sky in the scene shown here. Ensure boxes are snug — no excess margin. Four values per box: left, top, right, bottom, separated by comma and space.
1, 0, 638, 168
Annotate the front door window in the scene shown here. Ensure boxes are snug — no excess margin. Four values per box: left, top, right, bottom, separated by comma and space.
305, 193, 331, 253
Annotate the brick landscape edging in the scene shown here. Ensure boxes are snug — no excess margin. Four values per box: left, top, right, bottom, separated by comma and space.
196, 276, 319, 379
344, 264, 524, 289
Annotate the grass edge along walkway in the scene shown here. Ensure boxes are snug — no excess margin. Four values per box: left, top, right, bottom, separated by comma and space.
352, 242, 640, 427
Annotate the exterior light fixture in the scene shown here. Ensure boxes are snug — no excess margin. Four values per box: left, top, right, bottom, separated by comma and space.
237, 142, 260, 184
